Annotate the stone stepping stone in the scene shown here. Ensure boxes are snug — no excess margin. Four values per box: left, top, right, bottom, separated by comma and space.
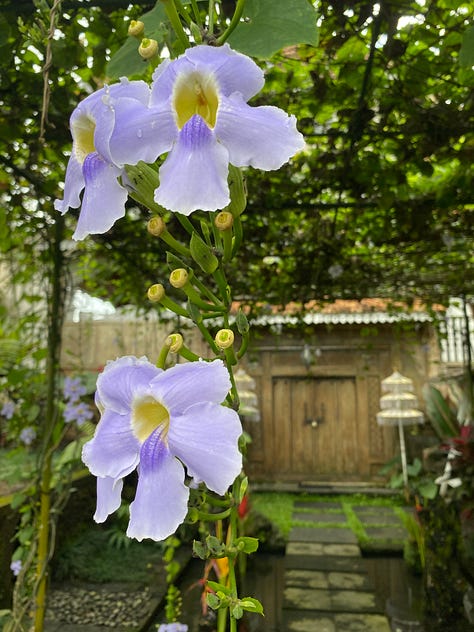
293, 510, 347, 523
283, 586, 381, 613
364, 526, 406, 541
290, 526, 358, 544
294, 501, 342, 510
286, 541, 361, 558
285, 569, 371, 591
283, 610, 391, 632
356, 514, 403, 526
285, 553, 367, 574
353, 506, 400, 520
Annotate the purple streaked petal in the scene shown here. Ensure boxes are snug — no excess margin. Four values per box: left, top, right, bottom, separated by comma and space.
71, 152, 127, 240
154, 115, 229, 214
149, 360, 230, 414
97, 356, 161, 414
216, 94, 305, 170
127, 431, 189, 541
94, 476, 123, 523
169, 402, 242, 496
54, 154, 84, 213
82, 409, 140, 479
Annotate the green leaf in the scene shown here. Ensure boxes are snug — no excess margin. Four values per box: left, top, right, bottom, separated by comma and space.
418, 481, 439, 500
459, 25, 474, 68
106, 3, 169, 79
235, 536, 259, 554
190, 233, 219, 273
423, 384, 459, 439
239, 597, 264, 615
228, 0, 319, 59
206, 580, 232, 596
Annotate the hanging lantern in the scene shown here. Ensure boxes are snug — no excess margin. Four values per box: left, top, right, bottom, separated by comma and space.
377, 370, 424, 487
235, 368, 260, 422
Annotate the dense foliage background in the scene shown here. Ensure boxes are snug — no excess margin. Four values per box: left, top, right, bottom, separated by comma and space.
0, 0, 473, 317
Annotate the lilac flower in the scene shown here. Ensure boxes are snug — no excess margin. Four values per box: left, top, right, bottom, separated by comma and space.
19, 426, 36, 446
82, 357, 242, 541
55, 78, 157, 240
10, 560, 22, 576
64, 401, 94, 426
144, 44, 305, 214
1, 400, 15, 420
158, 624, 188, 632
63, 376, 87, 403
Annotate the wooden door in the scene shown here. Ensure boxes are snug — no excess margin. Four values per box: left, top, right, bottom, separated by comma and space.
271, 376, 359, 479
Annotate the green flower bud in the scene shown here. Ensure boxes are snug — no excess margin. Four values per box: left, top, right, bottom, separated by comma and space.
215, 211, 234, 231
215, 329, 234, 350
139, 38, 159, 60
169, 268, 189, 289
128, 19, 145, 38
147, 283, 165, 303
147, 216, 166, 237
166, 333, 184, 353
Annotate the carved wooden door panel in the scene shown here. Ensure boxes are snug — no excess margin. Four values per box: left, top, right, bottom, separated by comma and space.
271, 376, 359, 479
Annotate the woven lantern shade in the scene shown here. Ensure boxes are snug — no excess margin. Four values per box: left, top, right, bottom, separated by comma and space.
377, 370, 424, 487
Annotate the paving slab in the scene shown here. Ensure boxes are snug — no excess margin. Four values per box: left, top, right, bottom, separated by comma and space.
285, 569, 371, 591
294, 501, 343, 510
364, 526, 406, 541
283, 611, 391, 632
284, 586, 381, 613
290, 526, 358, 544
286, 542, 361, 557
285, 553, 367, 573
293, 510, 347, 523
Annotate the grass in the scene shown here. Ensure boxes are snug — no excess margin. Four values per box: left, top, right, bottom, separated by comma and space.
251, 490, 406, 547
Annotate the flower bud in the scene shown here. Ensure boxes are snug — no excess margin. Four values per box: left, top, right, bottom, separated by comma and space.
147, 283, 165, 303
215, 329, 234, 350
147, 216, 166, 237
169, 268, 189, 289
166, 333, 184, 353
215, 211, 234, 231
139, 38, 159, 60
128, 19, 145, 38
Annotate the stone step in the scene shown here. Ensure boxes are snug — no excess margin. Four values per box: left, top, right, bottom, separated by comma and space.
282, 610, 392, 632
289, 526, 358, 544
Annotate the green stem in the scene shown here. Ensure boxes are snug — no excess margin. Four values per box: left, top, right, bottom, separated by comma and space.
173, 0, 192, 25
208, 0, 215, 36
160, 229, 192, 258
190, 0, 203, 27
216, 0, 246, 45
231, 215, 243, 258
176, 212, 196, 236
161, 0, 190, 50
196, 508, 231, 521
156, 344, 171, 369
35, 213, 66, 632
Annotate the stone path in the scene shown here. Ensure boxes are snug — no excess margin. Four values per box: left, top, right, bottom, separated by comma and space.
282, 500, 408, 631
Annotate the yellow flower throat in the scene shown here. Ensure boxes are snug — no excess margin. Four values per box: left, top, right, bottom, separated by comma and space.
132, 396, 170, 443
173, 72, 219, 130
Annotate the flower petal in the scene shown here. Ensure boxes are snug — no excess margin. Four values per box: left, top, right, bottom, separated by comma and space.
71, 153, 128, 240
127, 431, 189, 541
169, 402, 242, 496
54, 154, 84, 213
97, 356, 161, 414
151, 45, 264, 104
82, 409, 140, 479
149, 359, 230, 414
94, 476, 124, 523
109, 101, 176, 166
154, 115, 230, 214
216, 94, 305, 170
